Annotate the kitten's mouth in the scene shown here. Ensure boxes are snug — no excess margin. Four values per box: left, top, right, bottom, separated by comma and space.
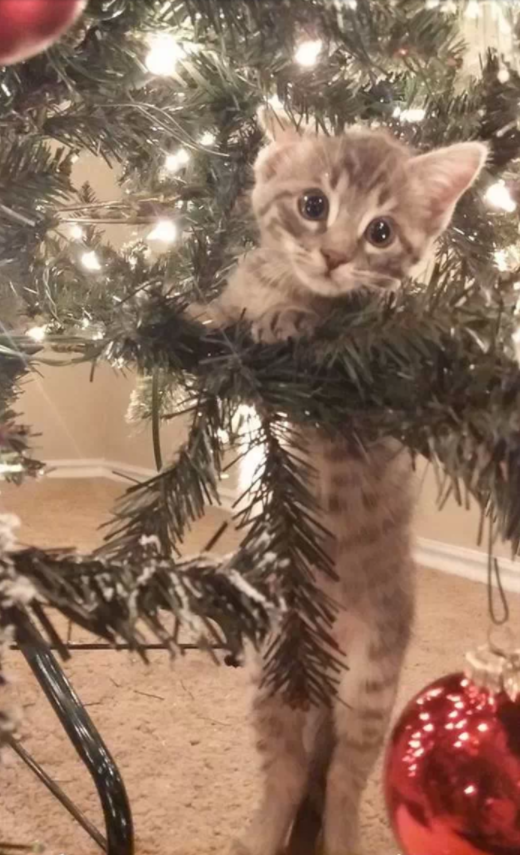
292, 259, 398, 296
329, 269, 398, 292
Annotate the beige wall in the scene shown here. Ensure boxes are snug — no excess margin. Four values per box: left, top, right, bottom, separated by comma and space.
16, 146, 184, 472
20, 360, 185, 472
414, 461, 510, 559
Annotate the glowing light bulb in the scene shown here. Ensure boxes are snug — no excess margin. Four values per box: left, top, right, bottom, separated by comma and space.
147, 219, 178, 243
81, 318, 90, 329
295, 39, 323, 68
497, 67, 510, 84
485, 181, 516, 213
464, 0, 480, 18
394, 107, 426, 123
27, 325, 47, 343
199, 131, 216, 146
164, 148, 190, 173
145, 34, 185, 76
441, 0, 457, 13
81, 251, 102, 271
69, 224, 84, 240
267, 94, 283, 110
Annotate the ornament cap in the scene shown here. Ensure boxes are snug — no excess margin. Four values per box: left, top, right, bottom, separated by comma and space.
465, 643, 520, 701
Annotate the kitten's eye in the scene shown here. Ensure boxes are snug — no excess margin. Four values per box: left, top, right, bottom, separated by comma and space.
298, 189, 329, 221
365, 217, 395, 247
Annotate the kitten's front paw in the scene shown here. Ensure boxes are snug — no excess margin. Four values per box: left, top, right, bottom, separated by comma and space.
253, 309, 316, 343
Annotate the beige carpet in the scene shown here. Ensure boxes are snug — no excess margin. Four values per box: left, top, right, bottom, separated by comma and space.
0, 478, 519, 855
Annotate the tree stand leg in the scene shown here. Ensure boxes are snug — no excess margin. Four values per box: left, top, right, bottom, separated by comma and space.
12, 609, 134, 855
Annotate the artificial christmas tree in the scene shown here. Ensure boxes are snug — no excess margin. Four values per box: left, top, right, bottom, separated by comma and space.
3, 0, 520, 698
3, 0, 520, 850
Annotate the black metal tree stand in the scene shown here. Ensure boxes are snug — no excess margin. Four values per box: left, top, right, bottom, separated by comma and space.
2, 521, 235, 854
7, 608, 134, 855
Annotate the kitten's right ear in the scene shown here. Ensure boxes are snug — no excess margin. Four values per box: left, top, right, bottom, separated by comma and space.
408, 141, 488, 232
255, 106, 301, 182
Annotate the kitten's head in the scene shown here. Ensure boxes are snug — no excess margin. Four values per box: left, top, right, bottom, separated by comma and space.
251, 122, 487, 296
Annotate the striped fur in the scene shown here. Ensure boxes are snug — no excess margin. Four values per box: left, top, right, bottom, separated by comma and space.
212, 129, 487, 855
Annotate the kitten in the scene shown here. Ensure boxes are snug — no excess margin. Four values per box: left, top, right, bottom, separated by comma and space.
205, 125, 487, 855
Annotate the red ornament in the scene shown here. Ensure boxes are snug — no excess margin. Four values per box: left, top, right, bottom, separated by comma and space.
385, 659, 520, 855
0, 0, 87, 66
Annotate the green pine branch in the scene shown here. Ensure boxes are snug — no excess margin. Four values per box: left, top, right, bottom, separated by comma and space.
236, 417, 344, 705
9, 537, 282, 663
100, 389, 231, 560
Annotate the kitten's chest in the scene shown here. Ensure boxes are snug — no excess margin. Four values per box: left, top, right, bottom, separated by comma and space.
308, 433, 396, 523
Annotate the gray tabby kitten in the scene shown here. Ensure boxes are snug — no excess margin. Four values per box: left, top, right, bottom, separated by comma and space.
204, 124, 486, 855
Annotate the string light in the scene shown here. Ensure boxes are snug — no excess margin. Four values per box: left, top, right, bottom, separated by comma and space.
494, 245, 520, 271
498, 67, 511, 84
69, 224, 85, 240
494, 249, 510, 271
485, 181, 517, 213
267, 94, 283, 109
199, 131, 216, 146
147, 219, 178, 243
295, 39, 323, 67
81, 250, 102, 271
164, 148, 190, 173
145, 34, 185, 76
441, 0, 457, 13
27, 325, 47, 343
464, 0, 480, 18
393, 106, 426, 123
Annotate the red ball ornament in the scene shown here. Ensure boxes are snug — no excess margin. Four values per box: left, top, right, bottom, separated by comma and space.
0, 0, 88, 66
385, 649, 520, 855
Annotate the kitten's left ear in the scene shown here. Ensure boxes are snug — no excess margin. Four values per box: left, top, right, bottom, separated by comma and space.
408, 141, 488, 232
255, 107, 302, 182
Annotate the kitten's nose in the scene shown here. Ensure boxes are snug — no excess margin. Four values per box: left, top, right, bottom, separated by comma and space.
321, 249, 349, 271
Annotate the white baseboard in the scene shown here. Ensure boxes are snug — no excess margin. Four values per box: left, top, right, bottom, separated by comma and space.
45, 458, 157, 484
43, 458, 520, 592
44, 458, 238, 505
415, 537, 520, 594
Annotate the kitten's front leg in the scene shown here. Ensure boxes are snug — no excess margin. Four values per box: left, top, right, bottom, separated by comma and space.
232, 690, 309, 855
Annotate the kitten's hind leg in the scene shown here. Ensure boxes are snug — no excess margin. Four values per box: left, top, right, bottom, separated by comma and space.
285, 708, 332, 855
323, 627, 408, 855
232, 693, 309, 855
